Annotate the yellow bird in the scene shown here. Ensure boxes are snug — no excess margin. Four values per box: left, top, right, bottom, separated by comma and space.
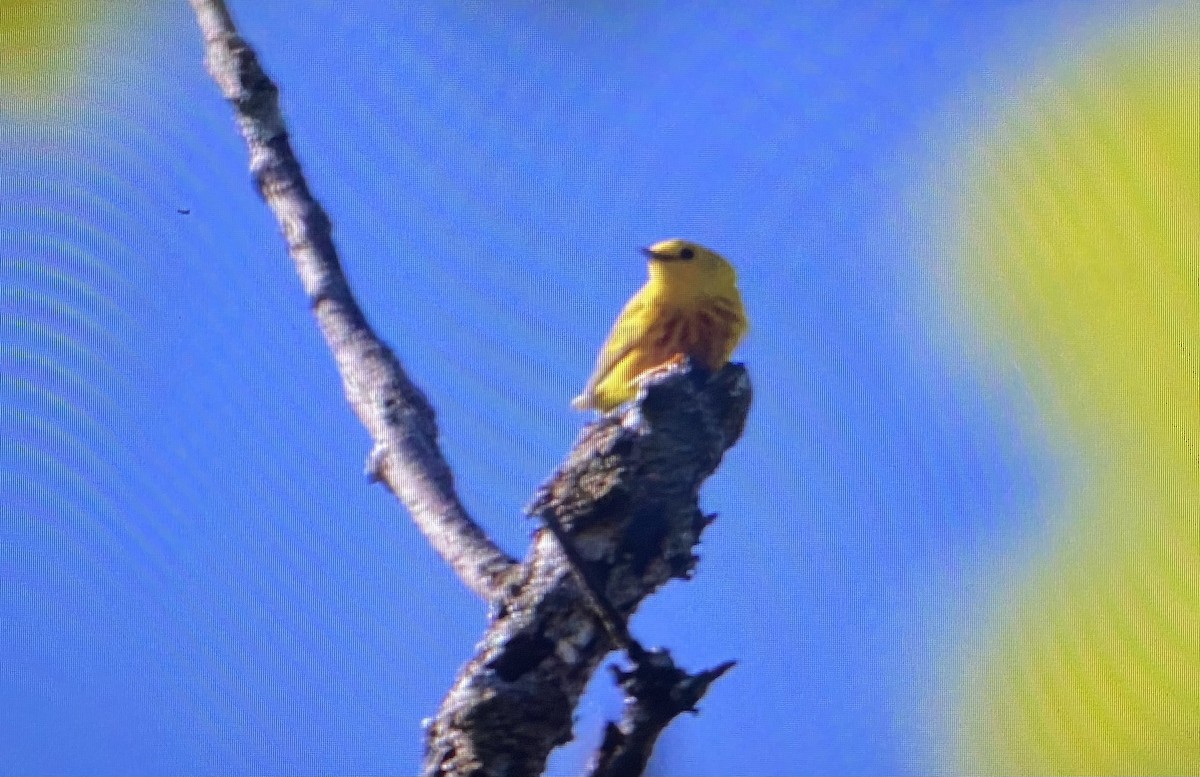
572, 238, 748, 412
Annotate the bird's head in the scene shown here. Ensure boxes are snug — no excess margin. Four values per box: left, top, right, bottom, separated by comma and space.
642, 238, 737, 294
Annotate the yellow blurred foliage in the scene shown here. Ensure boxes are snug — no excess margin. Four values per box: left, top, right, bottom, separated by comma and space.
948, 11, 1198, 775
0, 0, 111, 108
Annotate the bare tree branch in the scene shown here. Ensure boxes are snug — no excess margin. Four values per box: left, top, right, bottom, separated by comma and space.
190, 4, 751, 773
188, 0, 517, 600
425, 362, 751, 777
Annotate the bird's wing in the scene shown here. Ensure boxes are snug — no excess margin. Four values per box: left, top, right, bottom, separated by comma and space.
571, 293, 649, 410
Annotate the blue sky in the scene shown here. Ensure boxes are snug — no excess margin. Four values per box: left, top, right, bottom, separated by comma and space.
0, 1, 1158, 774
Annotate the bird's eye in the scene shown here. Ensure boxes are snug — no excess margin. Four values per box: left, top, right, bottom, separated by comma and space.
679, 247, 695, 260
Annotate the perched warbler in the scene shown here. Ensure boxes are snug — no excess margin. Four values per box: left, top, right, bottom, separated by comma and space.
572, 238, 748, 412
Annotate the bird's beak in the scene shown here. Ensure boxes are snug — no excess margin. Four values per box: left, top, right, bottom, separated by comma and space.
641, 246, 670, 262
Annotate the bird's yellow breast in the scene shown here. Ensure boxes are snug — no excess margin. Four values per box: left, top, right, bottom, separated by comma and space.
582, 291, 746, 412
643, 294, 746, 370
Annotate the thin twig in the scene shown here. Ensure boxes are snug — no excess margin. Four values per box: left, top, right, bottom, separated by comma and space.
535, 509, 648, 663
188, 0, 517, 600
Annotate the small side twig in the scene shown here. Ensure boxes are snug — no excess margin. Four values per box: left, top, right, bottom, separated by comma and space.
188, 0, 517, 600
591, 654, 736, 777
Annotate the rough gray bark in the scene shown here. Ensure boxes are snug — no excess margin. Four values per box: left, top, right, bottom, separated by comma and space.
189, 2, 750, 774
189, 0, 516, 600
425, 363, 750, 777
